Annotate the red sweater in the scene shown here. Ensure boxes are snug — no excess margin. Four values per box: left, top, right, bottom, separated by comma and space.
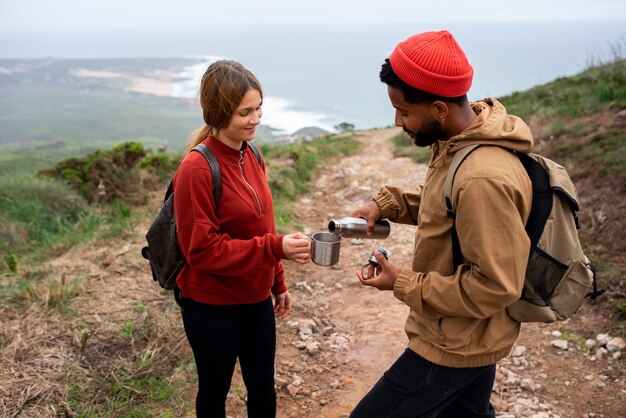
173, 136, 287, 304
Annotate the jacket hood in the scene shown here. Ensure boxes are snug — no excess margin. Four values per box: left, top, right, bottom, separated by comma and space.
452, 98, 534, 153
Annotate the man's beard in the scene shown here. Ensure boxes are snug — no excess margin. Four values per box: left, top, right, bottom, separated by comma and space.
404, 117, 444, 147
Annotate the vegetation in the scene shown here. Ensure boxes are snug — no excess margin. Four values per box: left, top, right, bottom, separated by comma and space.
501, 59, 626, 120
334, 122, 355, 132
262, 133, 360, 230
500, 59, 626, 185
40, 141, 149, 203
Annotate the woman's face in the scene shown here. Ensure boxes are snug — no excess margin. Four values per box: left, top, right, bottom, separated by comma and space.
217, 88, 263, 149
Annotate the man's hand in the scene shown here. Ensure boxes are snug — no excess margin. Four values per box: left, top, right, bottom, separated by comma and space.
356, 250, 400, 291
351, 201, 382, 237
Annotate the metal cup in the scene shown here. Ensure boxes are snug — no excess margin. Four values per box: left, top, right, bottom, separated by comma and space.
310, 232, 342, 266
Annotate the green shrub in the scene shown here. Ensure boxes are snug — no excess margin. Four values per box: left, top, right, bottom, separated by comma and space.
40, 141, 148, 202
265, 134, 360, 230
140, 153, 180, 180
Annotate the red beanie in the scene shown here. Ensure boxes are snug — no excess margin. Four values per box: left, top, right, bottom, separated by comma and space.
389, 30, 473, 97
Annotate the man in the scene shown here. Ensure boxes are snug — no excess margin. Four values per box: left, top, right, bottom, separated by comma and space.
350, 30, 533, 417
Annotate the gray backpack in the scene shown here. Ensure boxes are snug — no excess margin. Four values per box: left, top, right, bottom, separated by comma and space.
141, 142, 261, 290
444, 145, 604, 323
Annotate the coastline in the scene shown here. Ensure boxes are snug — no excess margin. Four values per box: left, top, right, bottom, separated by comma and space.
67, 58, 334, 136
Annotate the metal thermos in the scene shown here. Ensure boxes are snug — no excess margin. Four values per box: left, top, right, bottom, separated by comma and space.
328, 216, 390, 239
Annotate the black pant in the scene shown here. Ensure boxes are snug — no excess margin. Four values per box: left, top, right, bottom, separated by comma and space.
179, 295, 277, 418
350, 348, 496, 418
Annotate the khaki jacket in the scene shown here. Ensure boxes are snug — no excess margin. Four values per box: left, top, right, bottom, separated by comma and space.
374, 98, 533, 367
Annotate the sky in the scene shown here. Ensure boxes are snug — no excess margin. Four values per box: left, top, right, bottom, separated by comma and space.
1, 0, 626, 30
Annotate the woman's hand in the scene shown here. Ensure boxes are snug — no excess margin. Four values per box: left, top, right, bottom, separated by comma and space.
283, 233, 311, 264
274, 290, 292, 319
351, 201, 382, 237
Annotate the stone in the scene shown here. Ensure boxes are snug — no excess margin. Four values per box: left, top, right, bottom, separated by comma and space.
617, 109, 626, 117
520, 378, 537, 392
287, 384, 300, 396
330, 335, 349, 350
275, 375, 289, 388
512, 403, 531, 415
596, 333, 611, 345
606, 337, 625, 353
596, 347, 608, 359
306, 341, 320, 355
299, 319, 317, 335
584, 374, 595, 381
552, 339, 569, 350
551, 330, 562, 338
585, 339, 597, 350
295, 281, 314, 295
511, 345, 527, 357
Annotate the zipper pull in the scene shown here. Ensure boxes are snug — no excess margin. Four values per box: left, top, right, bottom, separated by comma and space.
238, 151, 244, 165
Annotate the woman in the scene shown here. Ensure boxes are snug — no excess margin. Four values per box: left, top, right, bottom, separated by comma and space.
173, 60, 311, 417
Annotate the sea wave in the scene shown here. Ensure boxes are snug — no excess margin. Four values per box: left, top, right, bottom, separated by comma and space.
261, 96, 334, 134
171, 56, 221, 99
171, 57, 333, 135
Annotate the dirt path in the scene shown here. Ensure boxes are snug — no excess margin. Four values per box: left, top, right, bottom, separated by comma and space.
273, 128, 427, 416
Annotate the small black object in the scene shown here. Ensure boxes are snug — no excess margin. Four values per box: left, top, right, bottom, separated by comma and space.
361, 247, 388, 279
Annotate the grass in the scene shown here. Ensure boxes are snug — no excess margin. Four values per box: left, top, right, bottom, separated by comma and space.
499, 59, 626, 120
263, 133, 361, 231
67, 370, 182, 418
0, 175, 141, 277
0, 151, 56, 176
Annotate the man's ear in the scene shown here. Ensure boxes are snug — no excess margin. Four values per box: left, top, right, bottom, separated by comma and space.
430, 101, 449, 121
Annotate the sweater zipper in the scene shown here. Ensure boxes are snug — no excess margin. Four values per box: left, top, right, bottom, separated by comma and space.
239, 151, 263, 215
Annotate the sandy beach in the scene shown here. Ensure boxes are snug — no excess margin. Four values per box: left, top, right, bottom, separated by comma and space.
70, 67, 176, 97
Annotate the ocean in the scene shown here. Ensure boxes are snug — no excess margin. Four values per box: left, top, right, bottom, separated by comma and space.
2, 21, 625, 134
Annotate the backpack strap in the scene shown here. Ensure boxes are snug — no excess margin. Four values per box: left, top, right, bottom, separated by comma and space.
192, 143, 222, 210
247, 141, 262, 165
163, 180, 174, 203
587, 262, 606, 299
444, 144, 482, 270
517, 153, 552, 251
190, 142, 262, 211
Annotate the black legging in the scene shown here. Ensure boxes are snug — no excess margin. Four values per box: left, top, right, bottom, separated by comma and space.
180, 296, 277, 418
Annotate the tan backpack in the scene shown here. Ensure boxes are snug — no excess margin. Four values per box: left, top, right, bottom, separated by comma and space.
444, 145, 605, 323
